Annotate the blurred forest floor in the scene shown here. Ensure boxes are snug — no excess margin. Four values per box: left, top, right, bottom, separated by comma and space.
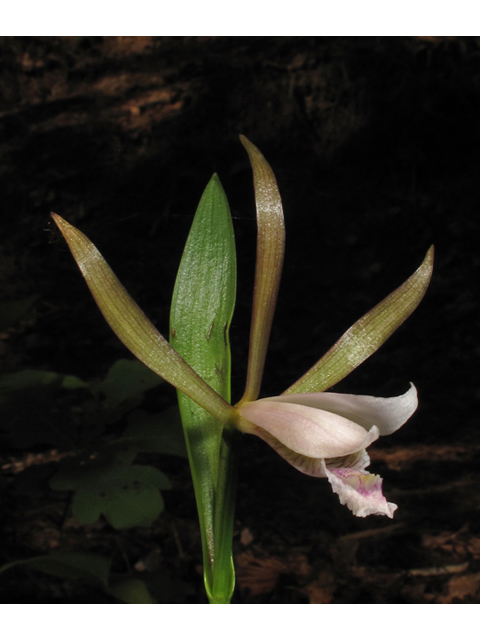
0, 36, 479, 603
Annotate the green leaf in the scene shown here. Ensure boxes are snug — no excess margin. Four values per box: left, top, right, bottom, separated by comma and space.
0, 369, 87, 448
0, 550, 156, 603
72, 465, 167, 529
285, 246, 434, 394
0, 369, 86, 394
92, 358, 164, 412
170, 173, 238, 604
0, 551, 111, 589
50, 446, 170, 529
107, 578, 155, 604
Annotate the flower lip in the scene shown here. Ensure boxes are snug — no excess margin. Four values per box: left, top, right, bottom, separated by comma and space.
237, 398, 380, 459
322, 460, 398, 518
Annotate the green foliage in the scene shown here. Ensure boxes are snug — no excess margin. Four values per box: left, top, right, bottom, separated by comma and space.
0, 369, 87, 448
0, 358, 186, 529
90, 358, 165, 421
170, 173, 238, 603
50, 444, 171, 529
0, 551, 156, 603
107, 578, 154, 604
0, 551, 111, 589
0, 358, 172, 449
0, 358, 188, 600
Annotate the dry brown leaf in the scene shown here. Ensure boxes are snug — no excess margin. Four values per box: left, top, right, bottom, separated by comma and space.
437, 572, 480, 603
467, 538, 480, 558
301, 570, 336, 604
235, 549, 310, 596
370, 444, 479, 471
239, 527, 254, 546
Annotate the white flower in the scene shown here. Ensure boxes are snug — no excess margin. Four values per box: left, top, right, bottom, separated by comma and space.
237, 384, 418, 518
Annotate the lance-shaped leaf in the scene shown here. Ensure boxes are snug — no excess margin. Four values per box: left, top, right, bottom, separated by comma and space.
0, 551, 155, 604
0, 551, 111, 589
52, 214, 235, 425
170, 174, 238, 604
239, 135, 285, 404
285, 246, 434, 394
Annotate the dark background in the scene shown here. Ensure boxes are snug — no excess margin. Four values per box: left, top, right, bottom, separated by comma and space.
0, 36, 478, 603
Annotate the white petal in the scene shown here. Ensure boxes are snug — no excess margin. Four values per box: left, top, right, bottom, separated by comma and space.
238, 399, 379, 459
276, 384, 418, 436
321, 460, 397, 518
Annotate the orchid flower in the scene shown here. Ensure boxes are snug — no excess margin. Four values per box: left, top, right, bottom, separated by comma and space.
52, 136, 433, 602
236, 385, 417, 517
